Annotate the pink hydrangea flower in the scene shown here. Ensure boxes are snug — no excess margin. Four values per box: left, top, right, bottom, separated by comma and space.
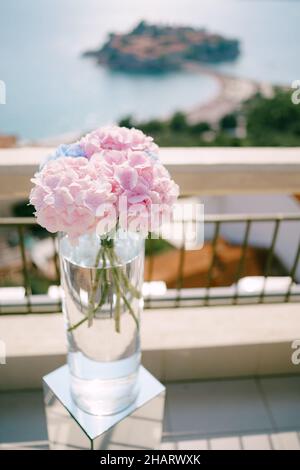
30, 157, 116, 241
79, 126, 158, 157
30, 126, 179, 239
89, 148, 179, 234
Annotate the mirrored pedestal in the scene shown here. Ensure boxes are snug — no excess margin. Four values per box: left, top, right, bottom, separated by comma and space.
43, 365, 165, 450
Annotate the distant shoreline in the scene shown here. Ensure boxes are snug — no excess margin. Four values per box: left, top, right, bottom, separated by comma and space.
25, 67, 275, 147
183, 63, 274, 125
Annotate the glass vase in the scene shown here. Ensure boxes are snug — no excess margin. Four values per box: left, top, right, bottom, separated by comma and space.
58, 230, 144, 416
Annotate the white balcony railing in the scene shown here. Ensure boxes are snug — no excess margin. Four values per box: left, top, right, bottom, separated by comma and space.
1, 146, 300, 387
0, 146, 300, 312
0, 146, 300, 200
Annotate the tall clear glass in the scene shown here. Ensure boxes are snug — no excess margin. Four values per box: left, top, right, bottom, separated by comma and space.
58, 231, 144, 416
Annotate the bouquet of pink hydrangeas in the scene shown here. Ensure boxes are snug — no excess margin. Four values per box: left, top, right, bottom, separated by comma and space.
30, 126, 179, 331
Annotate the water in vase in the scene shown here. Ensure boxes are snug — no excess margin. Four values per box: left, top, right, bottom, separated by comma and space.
59, 232, 144, 416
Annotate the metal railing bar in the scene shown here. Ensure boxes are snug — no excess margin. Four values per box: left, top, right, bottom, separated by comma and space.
50, 234, 61, 310
145, 245, 155, 309
0, 213, 299, 227
149, 291, 300, 301
3, 286, 300, 305
143, 291, 300, 306
17, 225, 32, 313
285, 238, 300, 302
204, 213, 300, 223
1, 290, 299, 315
0, 309, 62, 316
259, 219, 281, 303
50, 234, 60, 283
1, 214, 300, 314
0, 217, 37, 226
204, 220, 221, 305
175, 221, 186, 307
232, 219, 251, 305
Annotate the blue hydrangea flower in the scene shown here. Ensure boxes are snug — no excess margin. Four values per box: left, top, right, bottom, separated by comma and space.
145, 150, 159, 162
55, 143, 86, 158
40, 143, 86, 169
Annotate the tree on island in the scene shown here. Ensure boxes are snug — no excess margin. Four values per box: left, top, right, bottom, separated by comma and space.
83, 21, 240, 72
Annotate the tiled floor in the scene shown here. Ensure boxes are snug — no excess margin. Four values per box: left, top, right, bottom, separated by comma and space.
161, 375, 300, 450
0, 375, 300, 450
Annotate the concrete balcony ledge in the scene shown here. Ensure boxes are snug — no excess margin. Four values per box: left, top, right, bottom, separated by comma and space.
1, 303, 300, 390
1, 147, 300, 200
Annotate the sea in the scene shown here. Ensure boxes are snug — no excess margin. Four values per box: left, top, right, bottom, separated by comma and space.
0, 0, 299, 141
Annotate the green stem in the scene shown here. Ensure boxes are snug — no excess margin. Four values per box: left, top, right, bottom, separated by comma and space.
87, 245, 104, 327
68, 315, 89, 331
109, 249, 141, 299
68, 237, 141, 333
107, 250, 139, 331
92, 251, 109, 312
68, 242, 104, 331
115, 281, 121, 334
119, 284, 139, 330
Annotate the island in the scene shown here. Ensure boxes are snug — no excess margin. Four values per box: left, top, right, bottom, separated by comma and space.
83, 20, 240, 72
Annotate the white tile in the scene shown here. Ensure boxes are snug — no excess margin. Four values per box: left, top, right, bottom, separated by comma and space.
0, 390, 47, 443
259, 376, 300, 430
166, 379, 272, 436
241, 434, 271, 450
210, 436, 241, 450
162, 398, 173, 435
159, 441, 178, 450
177, 439, 208, 450
270, 432, 300, 450
0, 441, 48, 450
